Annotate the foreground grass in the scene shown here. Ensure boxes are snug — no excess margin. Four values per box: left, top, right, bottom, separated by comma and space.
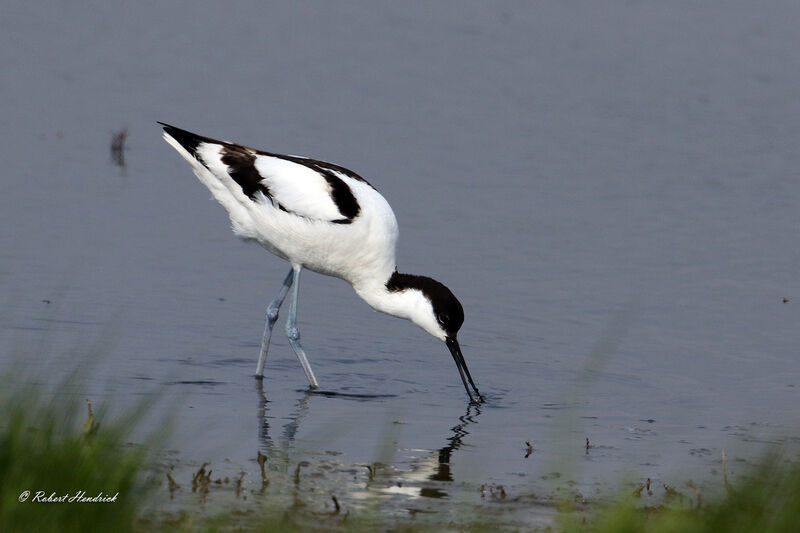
0, 390, 147, 533
1, 386, 798, 532
561, 456, 800, 533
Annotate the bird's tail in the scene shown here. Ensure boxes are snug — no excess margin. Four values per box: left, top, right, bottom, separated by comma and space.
160, 122, 256, 236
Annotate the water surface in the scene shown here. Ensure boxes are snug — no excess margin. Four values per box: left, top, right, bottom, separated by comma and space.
2, 1, 799, 524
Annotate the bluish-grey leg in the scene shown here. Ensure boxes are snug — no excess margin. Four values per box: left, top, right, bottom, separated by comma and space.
256, 268, 294, 377
285, 267, 319, 389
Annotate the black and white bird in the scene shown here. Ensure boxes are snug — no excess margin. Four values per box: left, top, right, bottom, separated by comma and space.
160, 123, 482, 402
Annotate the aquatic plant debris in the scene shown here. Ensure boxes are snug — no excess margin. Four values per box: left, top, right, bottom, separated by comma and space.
192, 462, 212, 499
257, 451, 268, 486
166, 469, 180, 500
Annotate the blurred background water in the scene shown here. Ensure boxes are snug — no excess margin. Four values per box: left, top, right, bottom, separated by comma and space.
1, 0, 798, 518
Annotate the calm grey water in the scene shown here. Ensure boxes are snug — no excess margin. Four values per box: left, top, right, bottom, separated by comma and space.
2, 0, 799, 523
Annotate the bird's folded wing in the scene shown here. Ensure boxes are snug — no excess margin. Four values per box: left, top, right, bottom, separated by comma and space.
160, 123, 361, 224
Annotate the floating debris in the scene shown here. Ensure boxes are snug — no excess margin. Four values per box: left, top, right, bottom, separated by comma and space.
585, 437, 591, 454
525, 441, 534, 459
480, 483, 507, 500
331, 494, 341, 514
110, 127, 128, 168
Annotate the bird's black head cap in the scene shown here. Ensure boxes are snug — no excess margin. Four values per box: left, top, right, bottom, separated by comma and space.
387, 272, 464, 337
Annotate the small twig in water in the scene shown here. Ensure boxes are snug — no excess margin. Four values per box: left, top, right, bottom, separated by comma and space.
236, 471, 245, 498
687, 480, 702, 508
525, 441, 534, 458
166, 469, 180, 499
83, 399, 99, 436
722, 450, 734, 495
294, 461, 310, 486
192, 462, 211, 498
257, 451, 268, 484
663, 483, 683, 503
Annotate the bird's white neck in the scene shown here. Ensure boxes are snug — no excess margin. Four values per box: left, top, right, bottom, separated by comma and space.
352, 276, 411, 318
352, 272, 448, 341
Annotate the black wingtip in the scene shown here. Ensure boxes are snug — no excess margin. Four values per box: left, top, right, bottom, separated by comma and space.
157, 121, 182, 134
158, 122, 204, 156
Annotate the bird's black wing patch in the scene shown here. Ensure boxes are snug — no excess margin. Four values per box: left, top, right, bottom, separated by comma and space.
254, 151, 368, 223
220, 145, 273, 202
313, 165, 360, 221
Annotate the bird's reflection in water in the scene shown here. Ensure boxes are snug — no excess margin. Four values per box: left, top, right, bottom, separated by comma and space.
378, 402, 482, 500
255, 381, 481, 500
256, 383, 394, 456
255, 380, 312, 471
431, 402, 479, 482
